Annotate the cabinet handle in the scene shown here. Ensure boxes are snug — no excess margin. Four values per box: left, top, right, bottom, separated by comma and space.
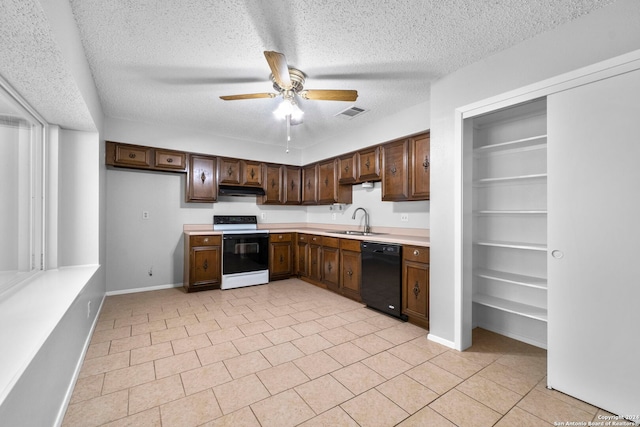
413, 249, 420, 256
278, 235, 283, 239
413, 281, 420, 298
227, 166, 233, 176
279, 254, 284, 263
365, 158, 370, 170
324, 177, 329, 187
203, 259, 208, 271
306, 180, 311, 189
271, 178, 276, 188
390, 164, 397, 175
167, 157, 174, 163
128, 153, 136, 159
423, 155, 430, 170
291, 180, 296, 190
344, 165, 349, 173
327, 263, 332, 272
200, 171, 206, 183
347, 269, 353, 277
204, 238, 209, 243
250, 168, 255, 179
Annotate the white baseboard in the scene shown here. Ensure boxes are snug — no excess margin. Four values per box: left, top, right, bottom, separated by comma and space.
106, 283, 182, 296
427, 333, 456, 349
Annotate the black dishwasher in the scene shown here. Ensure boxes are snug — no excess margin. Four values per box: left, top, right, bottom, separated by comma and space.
361, 242, 406, 320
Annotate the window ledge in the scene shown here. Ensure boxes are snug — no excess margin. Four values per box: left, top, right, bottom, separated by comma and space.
0, 265, 100, 404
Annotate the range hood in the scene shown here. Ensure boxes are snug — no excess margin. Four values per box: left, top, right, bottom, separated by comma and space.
218, 185, 266, 197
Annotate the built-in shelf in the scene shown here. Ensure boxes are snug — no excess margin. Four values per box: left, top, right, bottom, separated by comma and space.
474, 173, 547, 186
474, 240, 547, 251
474, 134, 547, 155
474, 210, 547, 215
473, 294, 548, 322
474, 268, 547, 289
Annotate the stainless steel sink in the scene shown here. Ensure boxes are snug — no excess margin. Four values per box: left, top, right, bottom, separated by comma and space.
328, 230, 386, 236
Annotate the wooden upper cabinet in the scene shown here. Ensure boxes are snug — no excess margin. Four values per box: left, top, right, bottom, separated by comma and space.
261, 163, 283, 204
357, 146, 381, 182
338, 153, 357, 184
284, 166, 302, 205
186, 155, 217, 202
217, 157, 241, 185
318, 159, 338, 204
381, 139, 410, 201
241, 160, 263, 187
302, 164, 318, 205
113, 143, 152, 168
409, 133, 430, 200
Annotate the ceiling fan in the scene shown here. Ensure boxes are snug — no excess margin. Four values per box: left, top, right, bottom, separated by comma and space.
219, 51, 359, 120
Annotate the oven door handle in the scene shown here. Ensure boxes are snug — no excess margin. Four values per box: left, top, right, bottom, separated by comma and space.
223, 233, 268, 240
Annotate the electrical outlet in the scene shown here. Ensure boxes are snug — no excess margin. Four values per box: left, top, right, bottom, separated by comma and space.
400, 213, 409, 222
142, 210, 150, 220
331, 213, 336, 220
261, 212, 266, 220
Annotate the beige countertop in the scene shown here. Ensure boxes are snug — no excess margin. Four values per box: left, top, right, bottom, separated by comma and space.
184, 223, 430, 247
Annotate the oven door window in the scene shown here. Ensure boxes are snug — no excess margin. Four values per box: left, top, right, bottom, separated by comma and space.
222, 234, 269, 274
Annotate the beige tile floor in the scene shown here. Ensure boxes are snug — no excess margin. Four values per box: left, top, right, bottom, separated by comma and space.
62, 278, 612, 427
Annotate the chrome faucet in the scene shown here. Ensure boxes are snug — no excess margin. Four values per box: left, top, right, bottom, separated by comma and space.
352, 207, 370, 234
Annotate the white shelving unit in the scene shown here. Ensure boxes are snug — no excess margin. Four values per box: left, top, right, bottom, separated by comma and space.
468, 98, 548, 348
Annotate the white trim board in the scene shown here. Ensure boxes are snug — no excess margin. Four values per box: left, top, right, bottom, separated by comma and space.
105, 282, 183, 296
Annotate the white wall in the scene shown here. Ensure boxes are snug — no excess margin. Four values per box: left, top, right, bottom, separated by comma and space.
429, 0, 640, 349
0, 124, 18, 270
58, 129, 101, 266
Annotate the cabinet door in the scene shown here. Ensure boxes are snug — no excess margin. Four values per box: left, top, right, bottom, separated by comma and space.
308, 235, 322, 281
357, 146, 381, 182
340, 250, 361, 300
242, 160, 263, 186
269, 237, 292, 280
409, 133, 430, 200
302, 164, 318, 205
284, 166, 302, 205
218, 158, 241, 185
261, 164, 283, 204
338, 154, 357, 184
381, 139, 409, 201
114, 143, 152, 168
187, 155, 217, 202
322, 246, 340, 291
297, 235, 308, 277
402, 259, 429, 328
155, 149, 186, 171
318, 159, 338, 204
191, 246, 221, 287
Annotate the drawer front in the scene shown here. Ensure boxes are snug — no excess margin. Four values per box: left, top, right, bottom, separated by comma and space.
115, 145, 152, 167
190, 235, 221, 247
270, 233, 292, 243
403, 245, 429, 263
340, 238, 361, 252
309, 235, 322, 245
155, 149, 186, 170
322, 236, 340, 248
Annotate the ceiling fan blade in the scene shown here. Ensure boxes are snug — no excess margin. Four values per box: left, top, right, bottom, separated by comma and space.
264, 51, 292, 89
299, 89, 358, 102
220, 93, 278, 101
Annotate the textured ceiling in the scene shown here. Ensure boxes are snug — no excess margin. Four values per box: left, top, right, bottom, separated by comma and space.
1, 1, 616, 146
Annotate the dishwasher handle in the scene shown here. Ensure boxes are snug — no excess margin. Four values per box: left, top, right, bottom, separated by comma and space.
361, 241, 401, 256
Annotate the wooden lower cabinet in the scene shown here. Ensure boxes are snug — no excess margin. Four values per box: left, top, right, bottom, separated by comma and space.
321, 237, 340, 292
184, 234, 222, 292
269, 233, 293, 281
402, 245, 429, 328
339, 239, 361, 301
308, 235, 322, 282
296, 234, 308, 276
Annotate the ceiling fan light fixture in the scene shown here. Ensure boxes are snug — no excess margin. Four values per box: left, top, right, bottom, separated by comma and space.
273, 99, 304, 121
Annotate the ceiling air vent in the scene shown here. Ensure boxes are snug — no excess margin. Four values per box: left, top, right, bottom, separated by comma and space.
335, 106, 368, 120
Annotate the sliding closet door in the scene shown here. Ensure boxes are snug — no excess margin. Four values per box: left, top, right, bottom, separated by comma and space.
547, 69, 640, 416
